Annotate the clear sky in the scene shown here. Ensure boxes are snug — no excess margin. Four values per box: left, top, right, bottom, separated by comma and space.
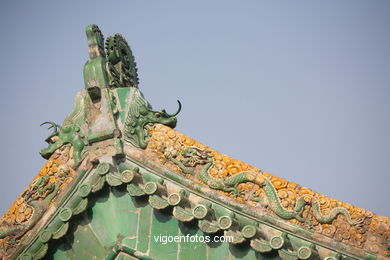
0, 1, 389, 216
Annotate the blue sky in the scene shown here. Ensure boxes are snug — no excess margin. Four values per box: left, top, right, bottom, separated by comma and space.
0, 1, 389, 216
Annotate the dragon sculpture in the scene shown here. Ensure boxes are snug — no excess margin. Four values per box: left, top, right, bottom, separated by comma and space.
39, 122, 86, 167
0, 151, 71, 244
166, 146, 360, 225
41, 28, 181, 163
104, 30, 181, 149
123, 90, 181, 149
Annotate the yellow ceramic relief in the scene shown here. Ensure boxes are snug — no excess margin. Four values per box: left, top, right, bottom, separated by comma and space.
146, 124, 390, 256
0, 145, 75, 252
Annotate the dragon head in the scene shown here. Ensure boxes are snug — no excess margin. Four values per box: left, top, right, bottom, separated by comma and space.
124, 90, 181, 149
138, 100, 180, 128
181, 147, 211, 167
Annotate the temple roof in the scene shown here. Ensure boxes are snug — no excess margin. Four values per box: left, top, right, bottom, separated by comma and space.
0, 25, 388, 260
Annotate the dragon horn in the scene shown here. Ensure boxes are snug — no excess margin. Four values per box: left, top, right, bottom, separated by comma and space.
40, 121, 54, 127
40, 121, 62, 130
165, 100, 182, 117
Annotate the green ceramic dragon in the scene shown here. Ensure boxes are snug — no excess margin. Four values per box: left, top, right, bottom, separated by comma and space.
103, 29, 181, 149
0, 176, 64, 240
167, 146, 358, 225
123, 90, 181, 149
40, 122, 86, 167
